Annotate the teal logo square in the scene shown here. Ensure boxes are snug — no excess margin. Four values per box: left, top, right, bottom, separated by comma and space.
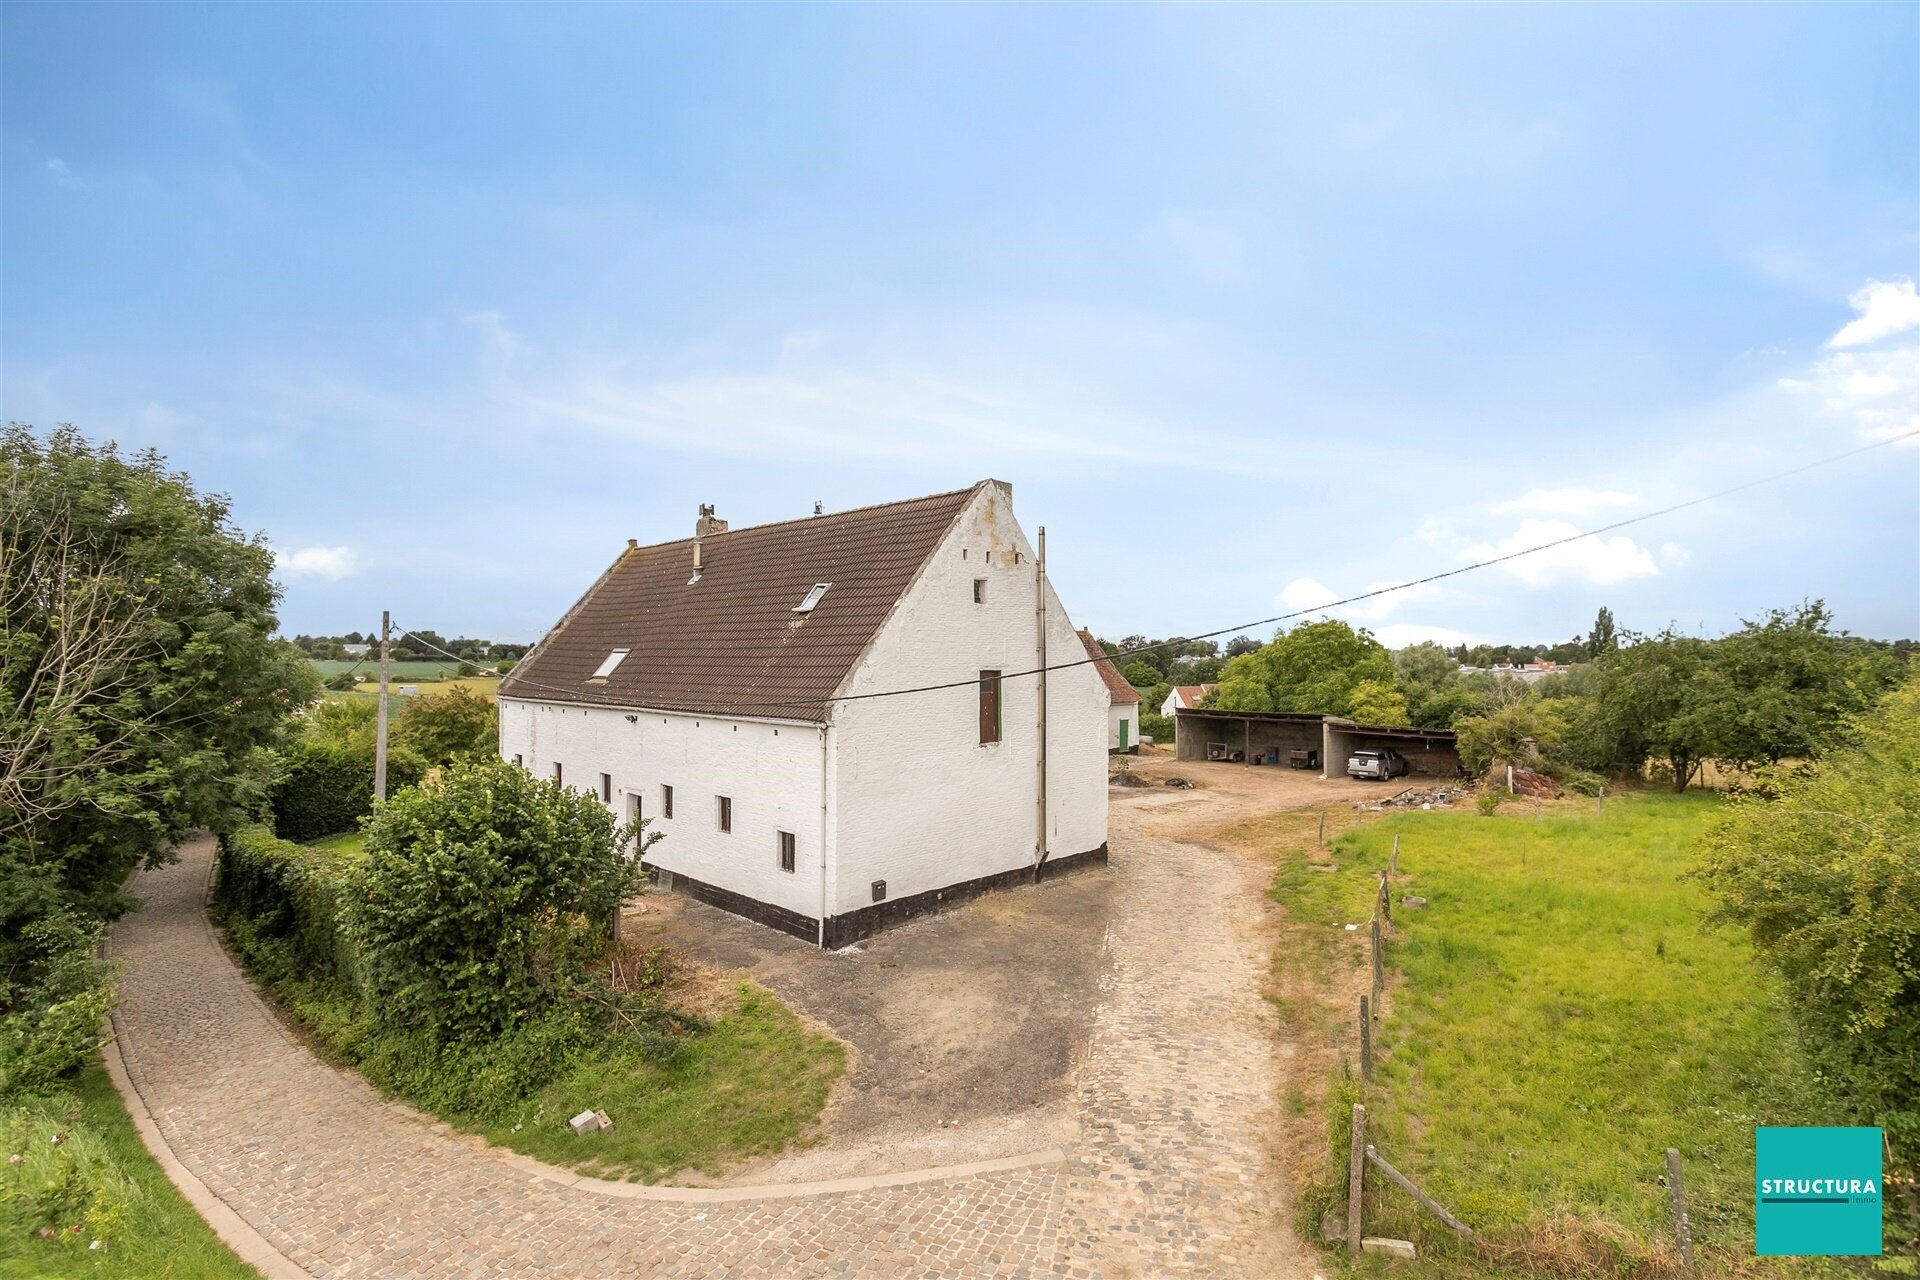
1756, 1126, 1882, 1256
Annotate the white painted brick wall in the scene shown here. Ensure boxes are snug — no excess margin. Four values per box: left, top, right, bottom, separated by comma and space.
830, 484, 1108, 916
497, 698, 827, 921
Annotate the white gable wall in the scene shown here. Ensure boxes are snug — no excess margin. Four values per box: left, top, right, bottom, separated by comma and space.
828, 485, 1108, 918
497, 698, 828, 924
1106, 700, 1137, 751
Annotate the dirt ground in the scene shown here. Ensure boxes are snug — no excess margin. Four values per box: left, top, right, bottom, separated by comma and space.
625, 746, 1389, 1189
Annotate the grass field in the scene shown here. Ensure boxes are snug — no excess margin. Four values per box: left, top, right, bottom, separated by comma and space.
0, 1064, 257, 1279
1258, 792, 1849, 1277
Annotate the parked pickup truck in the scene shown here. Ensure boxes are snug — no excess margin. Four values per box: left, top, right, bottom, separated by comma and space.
1346, 747, 1409, 781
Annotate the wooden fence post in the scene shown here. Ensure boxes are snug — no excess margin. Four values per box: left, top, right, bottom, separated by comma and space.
1378, 872, 1392, 927
1370, 915, 1384, 998
1390, 834, 1400, 874
1666, 1148, 1695, 1274
1359, 994, 1374, 1080
1318, 811, 1326, 848
1348, 1103, 1366, 1256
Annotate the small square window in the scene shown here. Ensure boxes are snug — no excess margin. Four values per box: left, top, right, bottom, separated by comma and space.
717, 795, 732, 833
662, 784, 674, 819
972, 577, 987, 604
512, 753, 523, 768
600, 773, 612, 804
778, 830, 796, 873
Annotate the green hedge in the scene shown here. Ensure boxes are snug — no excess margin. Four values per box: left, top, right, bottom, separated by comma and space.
268, 739, 423, 842
212, 826, 361, 990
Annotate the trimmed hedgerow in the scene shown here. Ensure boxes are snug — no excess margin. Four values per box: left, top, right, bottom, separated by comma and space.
212, 825, 362, 990
267, 739, 424, 843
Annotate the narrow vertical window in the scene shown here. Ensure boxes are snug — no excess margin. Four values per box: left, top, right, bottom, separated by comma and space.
628, 793, 642, 823
512, 753, 523, 768
778, 830, 796, 873
717, 795, 732, 833
979, 670, 1002, 745
600, 773, 612, 803
552, 762, 564, 785
662, 784, 673, 819
972, 577, 987, 604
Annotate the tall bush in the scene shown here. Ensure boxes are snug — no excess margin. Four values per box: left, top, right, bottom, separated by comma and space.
1698, 675, 1920, 1236
212, 826, 361, 987
343, 759, 650, 1042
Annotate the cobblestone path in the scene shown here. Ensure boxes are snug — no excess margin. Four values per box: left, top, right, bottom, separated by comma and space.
108, 810, 1310, 1278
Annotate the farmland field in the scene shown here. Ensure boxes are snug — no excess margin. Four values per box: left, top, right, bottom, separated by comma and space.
1256, 792, 1846, 1278
309, 659, 504, 701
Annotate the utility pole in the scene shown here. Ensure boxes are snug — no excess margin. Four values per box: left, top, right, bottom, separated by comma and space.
374, 610, 391, 800
1034, 527, 1049, 879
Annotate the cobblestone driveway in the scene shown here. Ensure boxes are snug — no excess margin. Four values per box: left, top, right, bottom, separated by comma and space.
108, 804, 1311, 1278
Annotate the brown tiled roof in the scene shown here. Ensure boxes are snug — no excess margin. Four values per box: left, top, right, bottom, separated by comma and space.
1172, 684, 1216, 705
501, 484, 987, 721
1077, 630, 1140, 705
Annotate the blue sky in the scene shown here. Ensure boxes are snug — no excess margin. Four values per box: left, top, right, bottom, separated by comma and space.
4, 4, 1915, 647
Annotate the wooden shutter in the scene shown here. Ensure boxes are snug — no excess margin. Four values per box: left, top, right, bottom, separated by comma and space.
979, 670, 1001, 744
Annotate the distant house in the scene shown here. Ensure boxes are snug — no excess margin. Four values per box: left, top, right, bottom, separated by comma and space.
1161, 683, 1217, 717
341, 643, 371, 657
498, 481, 1110, 947
1078, 630, 1141, 753
1459, 660, 1574, 685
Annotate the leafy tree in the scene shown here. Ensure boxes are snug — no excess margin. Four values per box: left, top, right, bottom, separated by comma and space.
1346, 679, 1410, 725
344, 759, 652, 1041
393, 686, 499, 766
1579, 629, 1715, 790
1586, 605, 1618, 660
1698, 676, 1920, 1233
1453, 699, 1568, 774
1696, 601, 1889, 772
1214, 620, 1396, 717
1120, 659, 1163, 688
1392, 642, 1480, 727
1, 424, 316, 1088
1223, 635, 1260, 658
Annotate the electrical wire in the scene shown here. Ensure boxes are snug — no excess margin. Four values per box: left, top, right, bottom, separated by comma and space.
398, 428, 1918, 717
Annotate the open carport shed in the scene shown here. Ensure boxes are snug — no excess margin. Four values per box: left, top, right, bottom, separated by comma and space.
1321, 717, 1462, 779
1173, 708, 1328, 769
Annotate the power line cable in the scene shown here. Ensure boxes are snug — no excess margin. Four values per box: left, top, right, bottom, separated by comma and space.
429, 428, 1920, 715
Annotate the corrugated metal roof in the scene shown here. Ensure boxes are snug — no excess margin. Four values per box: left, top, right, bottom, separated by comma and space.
501, 484, 985, 721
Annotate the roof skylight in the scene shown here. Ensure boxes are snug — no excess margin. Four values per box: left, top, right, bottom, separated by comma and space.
590, 649, 630, 679
793, 583, 831, 614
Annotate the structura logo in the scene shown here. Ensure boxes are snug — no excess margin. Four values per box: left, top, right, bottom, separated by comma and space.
1755, 1127, 1882, 1256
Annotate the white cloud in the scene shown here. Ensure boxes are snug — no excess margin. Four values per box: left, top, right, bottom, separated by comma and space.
1830, 280, 1920, 349
1461, 519, 1659, 588
1775, 335, 1919, 445
1370, 624, 1473, 649
1280, 576, 1432, 623
1493, 488, 1639, 517
277, 546, 359, 580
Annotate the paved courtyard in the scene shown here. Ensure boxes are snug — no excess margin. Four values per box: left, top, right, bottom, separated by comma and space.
107, 790, 1316, 1278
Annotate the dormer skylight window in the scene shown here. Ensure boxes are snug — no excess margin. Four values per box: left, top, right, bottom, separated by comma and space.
793, 582, 831, 614
590, 649, 630, 680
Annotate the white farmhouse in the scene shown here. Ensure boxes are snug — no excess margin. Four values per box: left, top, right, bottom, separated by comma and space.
1160, 683, 1216, 717
1077, 630, 1142, 753
498, 481, 1109, 948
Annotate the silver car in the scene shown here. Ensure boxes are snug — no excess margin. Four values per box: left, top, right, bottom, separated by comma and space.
1347, 748, 1409, 781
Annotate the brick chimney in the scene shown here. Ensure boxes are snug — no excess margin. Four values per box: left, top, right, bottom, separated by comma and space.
692, 504, 727, 573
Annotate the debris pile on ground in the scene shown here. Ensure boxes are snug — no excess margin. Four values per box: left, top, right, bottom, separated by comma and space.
1355, 783, 1464, 812
1164, 777, 1195, 789
1507, 766, 1561, 798
1108, 770, 1154, 788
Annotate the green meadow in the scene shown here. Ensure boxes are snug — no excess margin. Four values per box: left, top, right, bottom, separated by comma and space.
1267, 792, 1850, 1277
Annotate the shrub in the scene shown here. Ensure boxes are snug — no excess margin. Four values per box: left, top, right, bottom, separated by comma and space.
268, 738, 424, 842
392, 686, 498, 766
1475, 790, 1506, 817
0, 904, 116, 1099
1698, 675, 1920, 1239
212, 826, 362, 989
1139, 711, 1177, 744
343, 759, 651, 1042
1455, 699, 1567, 775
